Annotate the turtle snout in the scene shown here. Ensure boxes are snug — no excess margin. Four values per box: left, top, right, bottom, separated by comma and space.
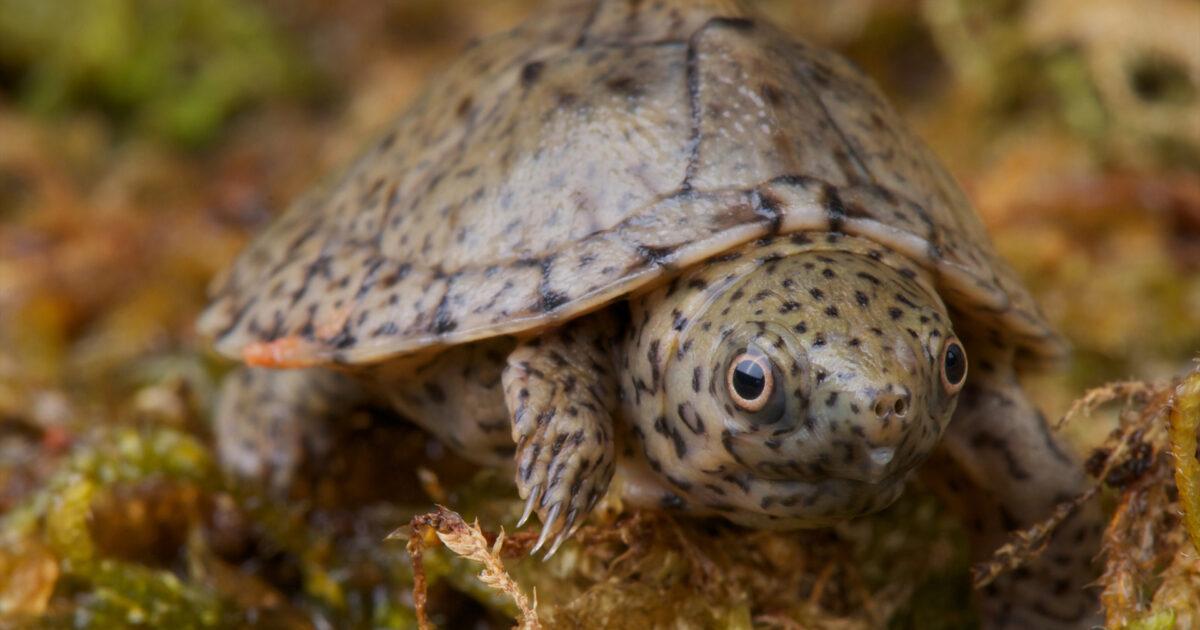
816, 388, 916, 484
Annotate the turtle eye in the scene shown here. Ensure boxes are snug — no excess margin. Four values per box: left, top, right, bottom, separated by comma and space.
727, 351, 775, 412
939, 337, 968, 394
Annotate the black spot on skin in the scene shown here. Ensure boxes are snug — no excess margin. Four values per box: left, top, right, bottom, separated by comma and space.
809, 288, 824, 300
326, 324, 357, 348
789, 232, 813, 246
379, 131, 397, 150
711, 16, 756, 31
637, 244, 676, 266
371, 321, 399, 337
856, 271, 880, 285
824, 305, 839, 318
532, 286, 568, 311
855, 291, 869, 307
520, 61, 545, 87
556, 90, 579, 107
888, 307, 903, 320
970, 431, 1031, 480
423, 382, 446, 404
751, 189, 783, 234
605, 76, 640, 96
672, 429, 691, 458
667, 468, 696, 489
723, 473, 751, 494
671, 309, 688, 331
681, 26, 703, 191
760, 82, 785, 106
455, 96, 474, 118
823, 185, 847, 231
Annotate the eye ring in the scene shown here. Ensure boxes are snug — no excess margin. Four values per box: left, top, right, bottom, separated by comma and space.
939, 337, 968, 394
727, 351, 775, 412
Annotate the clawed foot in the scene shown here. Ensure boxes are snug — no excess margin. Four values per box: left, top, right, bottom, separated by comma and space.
500, 314, 621, 560
512, 405, 614, 558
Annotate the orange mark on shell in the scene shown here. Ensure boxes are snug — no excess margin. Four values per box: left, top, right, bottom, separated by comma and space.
243, 337, 322, 368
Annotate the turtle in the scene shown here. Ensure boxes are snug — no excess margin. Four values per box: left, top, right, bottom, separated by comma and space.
198, 0, 1102, 626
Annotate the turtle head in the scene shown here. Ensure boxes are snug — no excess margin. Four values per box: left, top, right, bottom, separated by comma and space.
628, 235, 967, 527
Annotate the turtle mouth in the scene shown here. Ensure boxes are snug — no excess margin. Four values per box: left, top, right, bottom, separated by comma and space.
740, 468, 910, 509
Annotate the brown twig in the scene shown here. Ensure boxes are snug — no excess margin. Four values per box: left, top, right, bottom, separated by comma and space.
393, 506, 540, 630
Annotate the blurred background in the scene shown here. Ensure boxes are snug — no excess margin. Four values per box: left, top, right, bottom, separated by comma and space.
0, 0, 1197, 627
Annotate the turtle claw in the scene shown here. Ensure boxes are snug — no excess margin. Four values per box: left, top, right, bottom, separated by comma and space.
530, 502, 561, 555
518, 486, 540, 527
542, 508, 579, 559
510, 402, 614, 558
543, 531, 568, 560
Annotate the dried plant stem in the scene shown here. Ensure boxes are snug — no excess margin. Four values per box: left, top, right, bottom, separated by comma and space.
974, 379, 1173, 587
971, 487, 1097, 588
1055, 380, 1153, 430
405, 524, 432, 630
397, 506, 540, 630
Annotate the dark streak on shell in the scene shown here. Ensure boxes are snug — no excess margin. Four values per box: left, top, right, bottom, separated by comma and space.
198, 0, 1064, 368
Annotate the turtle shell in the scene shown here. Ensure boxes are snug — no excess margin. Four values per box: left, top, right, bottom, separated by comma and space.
198, 0, 1065, 368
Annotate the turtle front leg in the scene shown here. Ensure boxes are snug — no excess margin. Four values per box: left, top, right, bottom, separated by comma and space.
214, 366, 370, 491
936, 340, 1103, 629
502, 313, 620, 557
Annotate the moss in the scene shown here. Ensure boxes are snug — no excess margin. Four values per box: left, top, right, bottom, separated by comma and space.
0, 0, 317, 147
0, 1, 1195, 627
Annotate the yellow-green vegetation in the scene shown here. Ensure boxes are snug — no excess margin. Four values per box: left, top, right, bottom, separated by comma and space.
1169, 372, 1200, 553
1082, 373, 1200, 629
1, 1, 1197, 628
0, 0, 316, 146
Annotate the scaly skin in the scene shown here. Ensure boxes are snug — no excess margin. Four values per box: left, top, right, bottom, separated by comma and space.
219, 233, 964, 536
214, 234, 1101, 625
214, 367, 366, 490
619, 233, 960, 526
203, 1, 1100, 622
501, 311, 622, 556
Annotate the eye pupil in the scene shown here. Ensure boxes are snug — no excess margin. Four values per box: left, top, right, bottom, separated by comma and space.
944, 342, 966, 385
732, 360, 766, 400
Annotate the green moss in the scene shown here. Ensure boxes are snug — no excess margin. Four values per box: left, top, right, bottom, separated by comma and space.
1126, 610, 1176, 630
65, 560, 230, 629
0, 0, 317, 147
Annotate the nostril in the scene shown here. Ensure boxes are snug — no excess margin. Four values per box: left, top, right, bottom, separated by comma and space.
872, 393, 909, 419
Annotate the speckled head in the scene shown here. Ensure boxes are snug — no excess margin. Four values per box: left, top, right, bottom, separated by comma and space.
624, 233, 967, 528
